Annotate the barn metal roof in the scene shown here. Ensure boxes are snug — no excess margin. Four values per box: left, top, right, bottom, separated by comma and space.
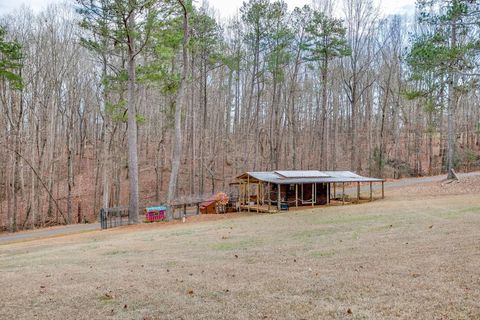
275, 170, 330, 178
237, 170, 383, 184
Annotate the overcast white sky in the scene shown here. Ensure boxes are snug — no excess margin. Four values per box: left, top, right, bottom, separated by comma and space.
0, 0, 415, 18
206, 0, 416, 18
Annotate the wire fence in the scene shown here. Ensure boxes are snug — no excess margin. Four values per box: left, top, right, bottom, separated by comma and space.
99, 202, 202, 230
99, 207, 129, 229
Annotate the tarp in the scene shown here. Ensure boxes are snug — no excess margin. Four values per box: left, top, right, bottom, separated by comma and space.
145, 206, 167, 212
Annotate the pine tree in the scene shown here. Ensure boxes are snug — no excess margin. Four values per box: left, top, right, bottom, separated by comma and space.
407, 0, 480, 178
77, 0, 157, 223
304, 10, 350, 168
0, 26, 22, 89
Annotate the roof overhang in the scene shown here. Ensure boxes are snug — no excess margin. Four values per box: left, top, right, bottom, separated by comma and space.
236, 170, 384, 184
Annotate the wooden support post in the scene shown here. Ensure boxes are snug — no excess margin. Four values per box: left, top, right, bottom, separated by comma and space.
263, 183, 266, 204
277, 184, 281, 211
239, 183, 243, 209
342, 182, 345, 205
295, 184, 298, 207
247, 176, 250, 212
382, 181, 384, 199
301, 184, 304, 204
333, 183, 336, 199
312, 184, 314, 207
243, 183, 246, 205
263, 184, 266, 204
357, 182, 360, 203
267, 182, 271, 212
263, 183, 265, 204
196, 203, 199, 215
261, 183, 265, 205
329, 183, 332, 204
256, 183, 259, 213
258, 183, 261, 205
239, 181, 243, 204
327, 183, 330, 205
369, 181, 372, 201
239, 183, 242, 211
244, 183, 247, 207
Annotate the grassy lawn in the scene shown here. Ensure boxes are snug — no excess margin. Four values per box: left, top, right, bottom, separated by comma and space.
1, 188, 479, 319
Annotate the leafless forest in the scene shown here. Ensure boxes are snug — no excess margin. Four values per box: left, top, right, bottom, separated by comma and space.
1, 0, 479, 231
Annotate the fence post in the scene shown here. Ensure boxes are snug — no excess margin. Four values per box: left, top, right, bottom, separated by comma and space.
100, 208, 105, 229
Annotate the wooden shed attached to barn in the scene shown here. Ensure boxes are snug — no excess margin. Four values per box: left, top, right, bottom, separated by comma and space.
234, 170, 384, 213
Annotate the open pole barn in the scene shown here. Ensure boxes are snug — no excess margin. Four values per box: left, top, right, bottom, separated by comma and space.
235, 170, 384, 213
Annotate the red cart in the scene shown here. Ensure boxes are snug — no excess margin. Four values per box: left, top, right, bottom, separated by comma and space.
145, 206, 167, 222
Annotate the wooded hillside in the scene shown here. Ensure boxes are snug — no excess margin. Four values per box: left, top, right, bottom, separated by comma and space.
1, 0, 479, 231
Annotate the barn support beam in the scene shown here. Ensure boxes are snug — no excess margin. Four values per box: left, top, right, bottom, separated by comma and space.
239, 183, 243, 211
312, 184, 314, 207
256, 183, 259, 213
382, 181, 384, 199
357, 182, 360, 203
327, 183, 330, 205
243, 183, 246, 206
342, 182, 345, 205
295, 184, 298, 207
369, 182, 372, 201
277, 184, 281, 211
328, 183, 331, 201
247, 175, 250, 212
261, 183, 265, 205
268, 182, 271, 212
301, 184, 304, 204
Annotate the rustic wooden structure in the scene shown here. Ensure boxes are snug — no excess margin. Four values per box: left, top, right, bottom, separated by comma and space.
200, 195, 217, 214
235, 170, 384, 213
199, 192, 229, 214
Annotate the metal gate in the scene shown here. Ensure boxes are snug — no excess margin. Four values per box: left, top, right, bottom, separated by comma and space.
100, 207, 129, 229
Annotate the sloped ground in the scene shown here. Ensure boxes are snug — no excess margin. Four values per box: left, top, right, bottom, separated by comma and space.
398, 174, 480, 196
2, 171, 479, 243
0, 179, 479, 319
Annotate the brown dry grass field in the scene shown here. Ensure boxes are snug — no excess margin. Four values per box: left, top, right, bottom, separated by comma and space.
1, 179, 480, 320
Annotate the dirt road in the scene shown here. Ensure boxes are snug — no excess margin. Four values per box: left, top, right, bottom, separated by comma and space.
0, 223, 100, 243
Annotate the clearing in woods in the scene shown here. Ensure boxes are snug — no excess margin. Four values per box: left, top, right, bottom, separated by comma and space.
1, 177, 480, 319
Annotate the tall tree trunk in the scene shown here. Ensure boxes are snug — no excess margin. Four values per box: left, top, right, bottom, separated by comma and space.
321, 59, 328, 169
446, 17, 457, 179
167, 0, 189, 218
66, 122, 73, 224
127, 13, 139, 224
